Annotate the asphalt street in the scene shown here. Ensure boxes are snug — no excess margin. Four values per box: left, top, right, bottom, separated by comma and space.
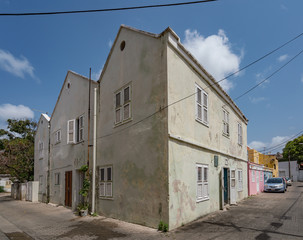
0, 182, 302, 240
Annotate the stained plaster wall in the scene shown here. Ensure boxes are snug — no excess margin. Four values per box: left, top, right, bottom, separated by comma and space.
166, 38, 248, 229
49, 72, 97, 210
96, 27, 169, 228
34, 115, 50, 202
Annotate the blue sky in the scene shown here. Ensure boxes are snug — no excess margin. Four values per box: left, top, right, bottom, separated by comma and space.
0, 0, 302, 153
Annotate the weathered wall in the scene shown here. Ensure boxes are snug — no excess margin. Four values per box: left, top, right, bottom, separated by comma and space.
96, 27, 169, 228
166, 35, 248, 229
49, 72, 97, 209
279, 161, 299, 181
34, 114, 49, 202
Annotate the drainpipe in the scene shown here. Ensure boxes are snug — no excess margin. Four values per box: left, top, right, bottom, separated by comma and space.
91, 87, 97, 214
47, 120, 51, 203
87, 68, 91, 168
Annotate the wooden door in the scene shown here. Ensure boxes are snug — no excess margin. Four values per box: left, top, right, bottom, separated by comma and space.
65, 171, 72, 207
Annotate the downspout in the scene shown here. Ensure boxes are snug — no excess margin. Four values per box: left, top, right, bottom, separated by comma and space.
87, 68, 91, 168
91, 87, 97, 214
47, 119, 51, 203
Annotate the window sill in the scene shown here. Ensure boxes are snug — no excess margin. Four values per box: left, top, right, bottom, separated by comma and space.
195, 119, 209, 128
99, 197, 114, 201
114, 118, 133, 128
222, 133, 230, 139
196, 197, 209, 203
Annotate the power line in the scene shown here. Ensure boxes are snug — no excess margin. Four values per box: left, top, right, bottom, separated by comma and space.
31, 31, 303, 144
0, 0, 217, 16
97, 43, 303, 141
234, 49, 303, 101
259, 131, 303, 154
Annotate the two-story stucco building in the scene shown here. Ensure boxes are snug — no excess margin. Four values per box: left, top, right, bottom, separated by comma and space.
35, 25, 248, 230
35, 71, 97, 209
94, 25, 248, 230
34, 113, 50, 202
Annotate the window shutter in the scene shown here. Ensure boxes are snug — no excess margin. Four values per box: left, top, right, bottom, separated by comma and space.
67, 119, 75, 144
203, 92, 208, 124
106, 182, 112, 197
99, 183, 105, 197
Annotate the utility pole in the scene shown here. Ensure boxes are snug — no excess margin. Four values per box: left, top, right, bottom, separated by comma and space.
288, 153, 291, 179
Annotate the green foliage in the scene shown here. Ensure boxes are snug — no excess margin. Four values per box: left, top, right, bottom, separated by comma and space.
0, 119, 37, 182
282, 135, 303, 165
158, 221, 168, 232
79, 165, 89, 172
158, 221, 164, 231
163, 223, 168, 232
79, 178, 90, 197
0, 186, 4, 192
77, 202, 89, 211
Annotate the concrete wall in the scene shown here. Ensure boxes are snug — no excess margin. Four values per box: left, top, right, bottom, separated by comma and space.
34, 114, 50, 202
166, 35, 248, 229
96, 27, 169, 228
49, 71, 97, 210
279, 161, 299, 181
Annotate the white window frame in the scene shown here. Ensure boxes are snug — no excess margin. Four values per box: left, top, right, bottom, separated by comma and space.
252, 170, 255, 182
38, 141, 44, 159
115, 84, 131, 125
223, 109, 230, 136
55, 173, 60, 185
238, 122, 243, 145
196, 164, 209, 202
237, 169, 243, 191
260, 171, 263, 182
99, 166, 113, 198
78, 115, 84, 142
195, 84, 208, 126
55, 129, 61, 144
67, 119, 76, 144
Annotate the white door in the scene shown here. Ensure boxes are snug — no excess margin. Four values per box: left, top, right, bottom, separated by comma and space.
256, 171, 260, 192
230, 169, 236, 205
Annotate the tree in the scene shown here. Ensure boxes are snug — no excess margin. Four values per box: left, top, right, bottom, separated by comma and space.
282, 135, 303, 164
0, 119, 37, 182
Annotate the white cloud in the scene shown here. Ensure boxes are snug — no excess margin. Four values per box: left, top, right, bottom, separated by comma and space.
249, 135, 290, 153
0, 49, 36, 79
281, 4, 288, 10
183, 29, 242, 92
0, 104, 34, 121
92, 66, 103, 81
249, 97, 266, 104
278, 54, 288, 62
108, 40, 113, 48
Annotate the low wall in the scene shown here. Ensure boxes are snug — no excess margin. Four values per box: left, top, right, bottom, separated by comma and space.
11, 182, 39, 202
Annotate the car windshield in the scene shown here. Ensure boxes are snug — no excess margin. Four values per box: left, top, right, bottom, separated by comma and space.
266, 178, 282, 183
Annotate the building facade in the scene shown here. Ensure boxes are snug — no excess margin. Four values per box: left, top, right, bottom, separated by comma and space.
95, 26, 248, 230
34, 113, 50, 202
36, 25, 249, 230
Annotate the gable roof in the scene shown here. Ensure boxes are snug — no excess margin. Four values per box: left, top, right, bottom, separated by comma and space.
98, 25, 248, 124
50, 70, 97, 119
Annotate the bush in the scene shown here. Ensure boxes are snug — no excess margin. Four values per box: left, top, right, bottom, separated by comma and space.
0, 186, 4, 193
163, 223, 168, 232
158, 221, 164, 231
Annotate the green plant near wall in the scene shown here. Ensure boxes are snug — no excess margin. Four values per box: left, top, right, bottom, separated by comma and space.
78, 165, 90, 214
0, 186, 4, 193
158, 221, 168, 232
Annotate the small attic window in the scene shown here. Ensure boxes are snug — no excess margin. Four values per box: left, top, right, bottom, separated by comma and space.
41, 120, 43, 124
120, 41, 126, 51
67, 82, 71, 89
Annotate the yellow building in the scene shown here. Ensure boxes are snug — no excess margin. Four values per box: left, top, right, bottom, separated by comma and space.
259, 154, 279, 177
247, 147, 279, 177
247, 147, 260, 164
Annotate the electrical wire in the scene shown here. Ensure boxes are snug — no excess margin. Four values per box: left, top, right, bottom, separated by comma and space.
234, 49, 303, 101
0, 0, 217, 16
258, 131, 303, 153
